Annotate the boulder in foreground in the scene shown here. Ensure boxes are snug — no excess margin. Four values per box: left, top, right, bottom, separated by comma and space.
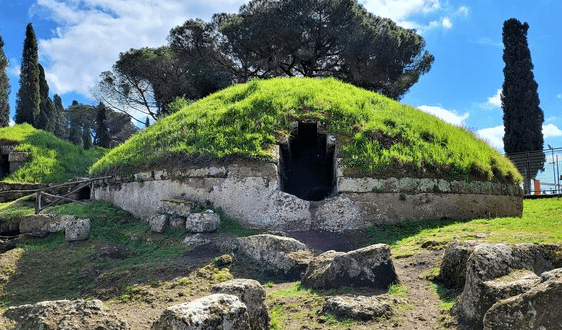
4, 299, 129, 330
151, 294, 250, 330
302, 244, 398, 290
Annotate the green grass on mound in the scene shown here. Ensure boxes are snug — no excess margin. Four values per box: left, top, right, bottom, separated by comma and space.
0, 124, 106, 183
90, 77, 521, 184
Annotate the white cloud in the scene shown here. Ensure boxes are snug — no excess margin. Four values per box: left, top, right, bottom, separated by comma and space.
476, 123, 562, 153
33, 0, 246, 96
360, 0, 468, 33
441, 17, 453, 29
474, 37, 502, 48
476, 125, 504, 152
486, 89, 502, 108
557, 94, 562, 99
33, 0, 467, 99
7, 58, 20, 77
417, 105, 469, 126
360, 0, 441, 22
457, 6, 470, 17
543, 123, 562, 138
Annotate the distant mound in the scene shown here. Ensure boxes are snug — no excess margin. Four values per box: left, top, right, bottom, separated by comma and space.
90, 77, 521, 184
0, 124, 106, 183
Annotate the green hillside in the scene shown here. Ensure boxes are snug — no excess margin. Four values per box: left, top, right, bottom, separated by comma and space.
0, 124, 106, 183
90, 77, 521, 184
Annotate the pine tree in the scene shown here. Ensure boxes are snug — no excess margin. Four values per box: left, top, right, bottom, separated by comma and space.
95, 102, 110, 148
0, 31, 10, 128
501, 18, 545, 193
15, 23, 40, 126
53, 94, 68, 138
37, 64, 55, 132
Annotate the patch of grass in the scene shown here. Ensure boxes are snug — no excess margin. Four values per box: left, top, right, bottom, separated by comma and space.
215, 208, 262, 237
267, 281, 315, 301
431, 283, 456, 311
388, 283, 408, 296
90, 77, 521, 185
324, 314, 354, 325
0, 200, 192, 306
0, 124, 107, 183
366, 198, 562, 256
0, 199, 35, 224
424, 266, 440, 280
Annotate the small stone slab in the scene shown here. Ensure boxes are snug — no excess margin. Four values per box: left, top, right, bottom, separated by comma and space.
4, 299, 129, 329
322, 295, 392, 321
186, 210, 220, 233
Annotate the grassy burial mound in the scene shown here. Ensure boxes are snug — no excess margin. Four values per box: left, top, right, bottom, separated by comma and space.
0, 124, 106, 183
90, 77, 521, 184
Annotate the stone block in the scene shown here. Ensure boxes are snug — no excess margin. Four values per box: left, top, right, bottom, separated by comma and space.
322, 295, 392, 321
8, 151, 29, 162
211, 279, 270, 330
4, 299, 129, 329
151, 294, 250, 330
186, 210, 220, 233
224, 234, 313, 280
149, 214, 168, 233
65, 218, 90, 241
302, 244, 398, 290
158, 200, 197, 218
19, 214, 75, 237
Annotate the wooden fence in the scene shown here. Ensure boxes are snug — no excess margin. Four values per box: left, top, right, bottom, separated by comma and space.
0, 176, 113, 214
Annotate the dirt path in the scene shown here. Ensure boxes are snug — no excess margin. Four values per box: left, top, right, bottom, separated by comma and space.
390, 250, 445, 330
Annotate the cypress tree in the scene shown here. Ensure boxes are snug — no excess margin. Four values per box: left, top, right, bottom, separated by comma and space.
68, 117, 82, 145
501, 18, 545, 193
0, 31, 9, 128
82, 122, 92, 149
15, 23, 41, 126
68, 101, 82, 145
37, 64, 55, 132
53, 94, 68, 138
95, 102, 110, 148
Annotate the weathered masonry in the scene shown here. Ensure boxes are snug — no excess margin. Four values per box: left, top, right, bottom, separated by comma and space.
93, 123, 523, 232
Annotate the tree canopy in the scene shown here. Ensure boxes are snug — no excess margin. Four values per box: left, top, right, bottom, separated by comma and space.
95, 0, 433, 122
15, 23, 41, 127
0, 31, 10, 128
501, 18, 544, 192
170, 0, 433, 99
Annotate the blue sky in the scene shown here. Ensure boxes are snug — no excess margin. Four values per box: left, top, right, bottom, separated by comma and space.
1, 0, 561, 152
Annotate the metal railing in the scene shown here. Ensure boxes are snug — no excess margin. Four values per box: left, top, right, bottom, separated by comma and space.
505, 147, 562, 195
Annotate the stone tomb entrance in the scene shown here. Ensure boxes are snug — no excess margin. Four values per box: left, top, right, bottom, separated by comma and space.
279, 121, 336, 201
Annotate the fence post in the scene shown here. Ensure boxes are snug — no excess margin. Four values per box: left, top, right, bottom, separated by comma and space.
35, 191, 41, 214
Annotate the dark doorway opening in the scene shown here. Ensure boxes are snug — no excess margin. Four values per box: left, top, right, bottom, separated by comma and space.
0, 154, 9, 179
279, 122, 336, 201
77, 186, 91, 200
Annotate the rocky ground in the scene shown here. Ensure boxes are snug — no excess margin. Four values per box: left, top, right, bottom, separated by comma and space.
0, 230, 458, 330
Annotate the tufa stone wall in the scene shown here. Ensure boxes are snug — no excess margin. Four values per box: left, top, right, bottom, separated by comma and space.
92, 159, 523, 232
